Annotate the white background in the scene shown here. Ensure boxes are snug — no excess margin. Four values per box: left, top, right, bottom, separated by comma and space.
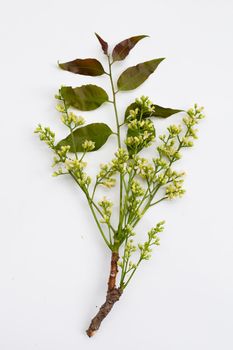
0, 0, 233, 349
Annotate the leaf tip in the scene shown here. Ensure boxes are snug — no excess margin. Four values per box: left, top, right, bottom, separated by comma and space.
156, 57, 166, 64
57, 60, 64, 69
94, 32, 108, 55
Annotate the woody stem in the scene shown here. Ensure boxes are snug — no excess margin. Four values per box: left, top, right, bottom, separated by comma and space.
86, 251, 122, 337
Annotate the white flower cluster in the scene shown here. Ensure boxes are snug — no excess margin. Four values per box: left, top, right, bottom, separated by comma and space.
56, 145, 70, 160
126, 194, 141, 221
125, 118, 155, 153
55, 103, 66, 113
97, 148, 129, 188
55, 90, 85, 130
181, 104, 204, 146
82, 140, 95, 152
130, 179, 145, 197
157, 136, 182, 161
118, 239, 137, 270
125, 96, 156, 154
124, 240, 137, 259
118, 220, 165, 288
98, 197, 113, 224
65, 159, 91, 187
155, 168, 185, 186
51, 145, 71, 176
52, 168, 65, 177
148, 104, 205, 200
126, 96, 155, 123
97, 163, 116, 188
166, 181, 185, 199
138, 221, 165, 260
34, 124, 55, 149
127, 119, 154, 132
133, 96, 155, 117
131, 156, 154, 179
123, 224, 136, 238
111, 148, 129, 173
61, 111, 85, 129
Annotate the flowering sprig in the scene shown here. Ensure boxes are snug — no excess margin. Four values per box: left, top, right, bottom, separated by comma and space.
34, 125, 55, 149
34, 34, 205, 337
98, 197, 113, 224
119, 221, 165, 288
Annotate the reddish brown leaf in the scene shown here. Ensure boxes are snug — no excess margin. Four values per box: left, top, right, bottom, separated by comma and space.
112, 35, 148, 62
95, 33, 108, 55
59, 58, 105, 76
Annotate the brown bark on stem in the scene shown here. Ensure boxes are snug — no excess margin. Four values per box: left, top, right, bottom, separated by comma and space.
86, 251, 122, 337
107, 251, 119, 291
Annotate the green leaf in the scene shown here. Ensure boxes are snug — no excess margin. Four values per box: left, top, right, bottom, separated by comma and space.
126, 119, 155, 156
117, 58, 165, 91
125, 102, 182, 121
59, 58, 105, 76
151, 105, 183, 118
112, 35, 148, 62
95, 33, 108, 55
60, 85, 109, 111
56, 123, 113, 152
